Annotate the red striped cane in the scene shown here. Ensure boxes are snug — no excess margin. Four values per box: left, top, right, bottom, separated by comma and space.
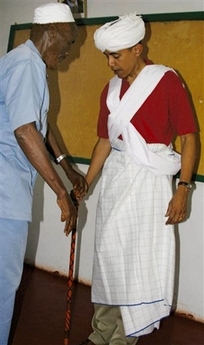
64, 190, 78, 345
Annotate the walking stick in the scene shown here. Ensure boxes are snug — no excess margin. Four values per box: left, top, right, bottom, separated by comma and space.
64, 190, 78, 345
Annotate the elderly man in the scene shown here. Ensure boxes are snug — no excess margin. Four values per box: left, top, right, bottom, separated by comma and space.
80, 13, 197, 345
0, 3, 87, 344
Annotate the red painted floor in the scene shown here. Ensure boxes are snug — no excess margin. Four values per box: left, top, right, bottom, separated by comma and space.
9, 264, 204, 345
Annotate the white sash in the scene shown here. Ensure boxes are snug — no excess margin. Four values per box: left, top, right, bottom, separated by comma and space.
107, 65, 181, 176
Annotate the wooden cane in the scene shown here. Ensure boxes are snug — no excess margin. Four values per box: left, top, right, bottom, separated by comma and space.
64, 190, 78, 345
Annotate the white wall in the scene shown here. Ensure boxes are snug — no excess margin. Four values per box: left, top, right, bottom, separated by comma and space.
87, 0, 204, 17
176, 183, 204, 322
1, 0, 204, 324
0, 0, 51, 57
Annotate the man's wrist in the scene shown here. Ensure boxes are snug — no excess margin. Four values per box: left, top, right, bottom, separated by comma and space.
177, 181, 193, 191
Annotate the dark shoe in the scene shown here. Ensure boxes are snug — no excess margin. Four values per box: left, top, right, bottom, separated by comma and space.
79, 339, 95, 345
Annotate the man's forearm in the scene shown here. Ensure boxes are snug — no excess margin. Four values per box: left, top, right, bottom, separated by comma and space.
86, 138, 111, 186
179, 132, 197, 182
15, 122, 68, 198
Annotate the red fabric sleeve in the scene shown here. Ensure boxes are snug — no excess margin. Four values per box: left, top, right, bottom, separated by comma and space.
97, 83, 110, 139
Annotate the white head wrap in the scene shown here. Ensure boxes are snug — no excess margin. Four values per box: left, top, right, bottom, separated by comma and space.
33, 2, 75, 24
94, 13, 145, 52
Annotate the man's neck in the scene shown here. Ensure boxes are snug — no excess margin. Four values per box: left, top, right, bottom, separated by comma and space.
126, 60, 146, 85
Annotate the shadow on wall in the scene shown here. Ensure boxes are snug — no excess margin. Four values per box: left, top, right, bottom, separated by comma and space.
47, 24, 88, 155
24, 162, 99, 280
73, 172, 100, 281
172, 177, 195, 312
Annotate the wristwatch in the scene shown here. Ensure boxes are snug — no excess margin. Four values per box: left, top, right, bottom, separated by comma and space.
178, 181, 193, 190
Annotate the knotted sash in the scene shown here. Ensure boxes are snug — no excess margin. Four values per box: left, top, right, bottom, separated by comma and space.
107, 65, 181, 176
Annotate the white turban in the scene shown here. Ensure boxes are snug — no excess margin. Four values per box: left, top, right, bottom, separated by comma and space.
94, 13, 145, 52
33, 2, 75, 24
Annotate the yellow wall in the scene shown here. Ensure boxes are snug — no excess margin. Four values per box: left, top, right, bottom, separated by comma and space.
11, 19, 204, 176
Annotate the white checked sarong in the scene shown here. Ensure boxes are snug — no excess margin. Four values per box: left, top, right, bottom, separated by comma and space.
91, 139, 176, 336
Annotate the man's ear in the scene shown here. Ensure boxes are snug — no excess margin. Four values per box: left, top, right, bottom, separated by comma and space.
47, 24, 58, 39
133, 43, 143, 57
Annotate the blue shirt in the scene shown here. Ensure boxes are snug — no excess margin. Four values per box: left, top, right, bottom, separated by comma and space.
0, 39, 49, 221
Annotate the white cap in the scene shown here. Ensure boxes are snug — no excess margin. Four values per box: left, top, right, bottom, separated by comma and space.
33, 2, 75, 24
94, 13, 145, 52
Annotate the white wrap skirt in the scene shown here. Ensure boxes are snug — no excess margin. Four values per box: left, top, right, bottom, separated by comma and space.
91, 139, 176, 337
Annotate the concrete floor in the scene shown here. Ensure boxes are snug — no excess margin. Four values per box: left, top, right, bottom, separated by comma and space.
9, 264, 204, 345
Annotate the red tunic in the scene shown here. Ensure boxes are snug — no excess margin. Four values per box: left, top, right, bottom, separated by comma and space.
97, 70, 197, 145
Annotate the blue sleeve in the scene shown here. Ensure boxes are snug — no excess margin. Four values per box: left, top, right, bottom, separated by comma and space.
5, 59, 44, 131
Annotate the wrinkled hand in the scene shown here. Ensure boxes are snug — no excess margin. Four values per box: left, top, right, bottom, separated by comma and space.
73, 176, 89, 201
165, 189, 188, 225
57, 193, 77, 236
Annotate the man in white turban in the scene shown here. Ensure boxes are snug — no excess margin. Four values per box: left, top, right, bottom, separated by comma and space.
0, 3, 88, 344
94, 13, 145, 53
79, 13, 197, 345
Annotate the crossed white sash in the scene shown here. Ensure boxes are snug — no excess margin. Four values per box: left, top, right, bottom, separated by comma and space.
107, 65, 181, 176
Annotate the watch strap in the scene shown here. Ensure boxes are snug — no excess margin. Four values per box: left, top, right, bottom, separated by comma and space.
178, 181, 192, 190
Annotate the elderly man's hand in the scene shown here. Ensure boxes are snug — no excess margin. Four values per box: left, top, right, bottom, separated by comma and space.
63, 165, 88, 201
57, 192, 77, 236
73, 176, 89, 201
